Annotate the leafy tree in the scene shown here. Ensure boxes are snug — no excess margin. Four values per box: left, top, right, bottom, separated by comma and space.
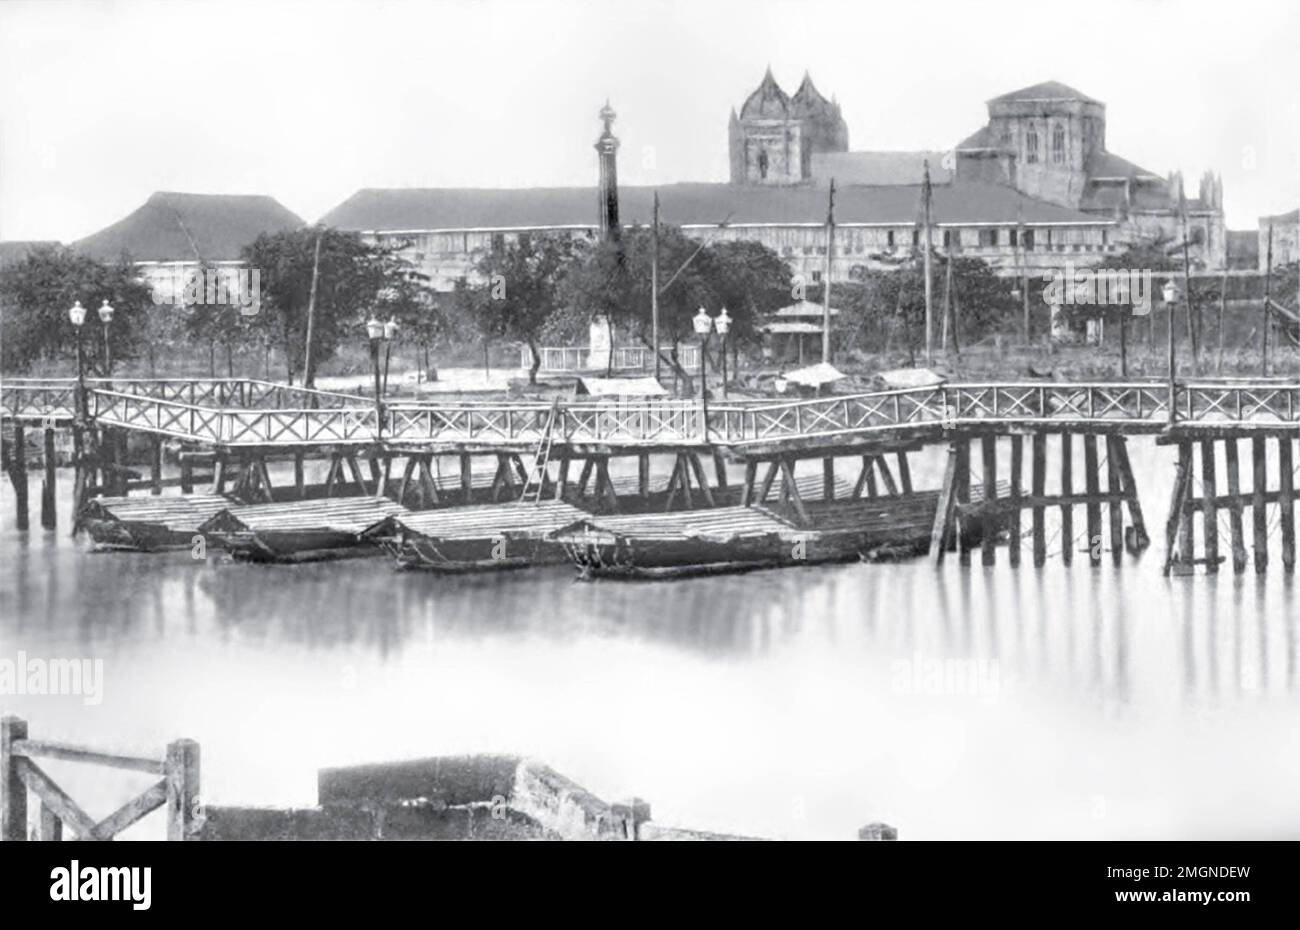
0, 245, 153, 373
456, 234, 580, 383
242, 226, 420, 386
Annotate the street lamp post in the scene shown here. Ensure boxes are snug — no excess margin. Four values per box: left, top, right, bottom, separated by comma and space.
693, 307, 713, 440
1163, 279, 1180, 425
715, 307, 731, 399
68, 301, 88, 419
382, 317, 398, 397
367, 317, 389, 437
97, 300, 115, 377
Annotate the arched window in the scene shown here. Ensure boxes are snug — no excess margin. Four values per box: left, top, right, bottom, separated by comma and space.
1026, 127, 1039, 164
1052, 125, 1065, 164
758, 148, 769, 179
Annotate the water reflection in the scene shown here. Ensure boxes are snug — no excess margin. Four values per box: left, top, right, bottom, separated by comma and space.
1, 458, 1298, 839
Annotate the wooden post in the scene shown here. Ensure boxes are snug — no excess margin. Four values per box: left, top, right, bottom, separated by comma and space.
181, 455, 194, 494
39, 802, 62, 842
1251, 435, 1268, 574
150, 436, 164, 496
955, 439, 972, 566
461, 452, 474, 503
1, 716, 28, 841
713, 451, 729, 490
980, 435, 998, 566
70, 424, 86, 536
1279, 435, 1295, 573
778, 457, 810, 526
1060, 431, 1073, 565
1111, 436, 1150, 552
756, 459, 779, 505
165, 738, 200, 841
876, 456, 899, 495
1031, 432, 1047, 566
740, 460, 757, 507
1200, 439, 1219, 573
553, 456, 570, 502
931, 443, 960, 563
293, 452, 305, 498
822, 457, 835, 502
1008, 435, 1022, 567
1083, 433, 1101, 566
1163, 444, 1192, 576
1177, 441, 1196, 569
638, 453, 650, 498
212, 454, 227, 495
896, 451, 912, 494
1106, 436, 1124, 566
9, 424, 28, 530
687, 453, 716, 508
40, 427, 57, 529
1224, 438, 1248, 573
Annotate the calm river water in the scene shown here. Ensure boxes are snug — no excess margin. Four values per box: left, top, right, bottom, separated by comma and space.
1, 437, 1296, 840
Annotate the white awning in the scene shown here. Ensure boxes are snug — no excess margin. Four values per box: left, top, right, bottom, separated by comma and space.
577, 376, 669, 397
783, 362, 848, 387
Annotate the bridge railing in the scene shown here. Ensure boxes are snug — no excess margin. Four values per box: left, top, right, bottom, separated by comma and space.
8, 377, 1299, 446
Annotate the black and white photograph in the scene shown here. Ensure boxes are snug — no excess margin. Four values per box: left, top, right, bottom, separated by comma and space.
0, 0, 1296, 911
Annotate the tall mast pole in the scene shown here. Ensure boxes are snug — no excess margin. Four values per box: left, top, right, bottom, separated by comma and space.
1263, 221, 1274, 376
303, 230, 323, 389
823, 179, 836, 363
922, 160, 934, 366
652, 191, 660, 380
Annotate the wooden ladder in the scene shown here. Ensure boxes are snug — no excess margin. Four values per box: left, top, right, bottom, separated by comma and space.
519, 400, 559, 503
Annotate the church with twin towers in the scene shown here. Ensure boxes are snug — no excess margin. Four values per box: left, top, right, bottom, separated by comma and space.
73, 71, 1232, 307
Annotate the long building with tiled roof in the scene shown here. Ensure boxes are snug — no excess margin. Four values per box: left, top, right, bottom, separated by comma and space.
321, 76, 1226, 294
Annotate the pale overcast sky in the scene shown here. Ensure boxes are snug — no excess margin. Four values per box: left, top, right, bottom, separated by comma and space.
1, 0, 1296, 241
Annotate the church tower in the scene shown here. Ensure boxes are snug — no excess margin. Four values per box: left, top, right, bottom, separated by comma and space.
595, 101, 621, 242
729, 68, 848, 185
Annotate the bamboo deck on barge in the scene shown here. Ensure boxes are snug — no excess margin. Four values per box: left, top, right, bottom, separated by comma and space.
198, 497, 408, 562
79, 494, 235, 550
362, 500, 591, 572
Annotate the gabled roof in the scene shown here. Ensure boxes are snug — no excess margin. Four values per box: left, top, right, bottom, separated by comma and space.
74, 192, 306, 262
989, 81, 1099, 105
1085, 150, 1160, 179
322, 181, 1110, 232
956, 125, 1000, 150
739, 66, 792, 120
811, 151, 952, 186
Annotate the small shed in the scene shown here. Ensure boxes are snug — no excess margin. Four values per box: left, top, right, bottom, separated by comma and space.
779, 362, 849, 396
575, 376, 669, 398
760, 300, 843, 365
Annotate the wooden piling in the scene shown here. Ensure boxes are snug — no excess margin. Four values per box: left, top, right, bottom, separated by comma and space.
1223, 439, 1248, 572
1008, 435, 1022, 567
638, 453, 650, 498
165, 738, 201, 841
823, 457, 835, 502
1105, 437, 1124, 566
1279, 435, 1295, 573
1111, 436, 1149, 553
461, 452, 473, 503
150, 435, 164, 496
41, 427, 57, 529
739, 460, 757, 506
956, 439, 973, 566
1083, 433, 1101, 566
1060, 432, 1073, 565
1200, 440, 1219, 572
896, 451, 913, 494
9, 424, 28, 530
293, 452, 305, 498
931, 442, 960, 563
1162, 444, 1192, 576
1251, 435, 1268, 573
1, 716, 28, 841
981, 435, 998, 566
1031, 432, 1047, 566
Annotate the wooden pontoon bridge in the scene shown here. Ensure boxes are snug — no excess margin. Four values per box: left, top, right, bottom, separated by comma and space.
2, 375, 1297, 574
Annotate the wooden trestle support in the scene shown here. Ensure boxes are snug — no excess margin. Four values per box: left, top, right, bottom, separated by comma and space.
929, 429, 1151, 567
1159, 429, 1296, 576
